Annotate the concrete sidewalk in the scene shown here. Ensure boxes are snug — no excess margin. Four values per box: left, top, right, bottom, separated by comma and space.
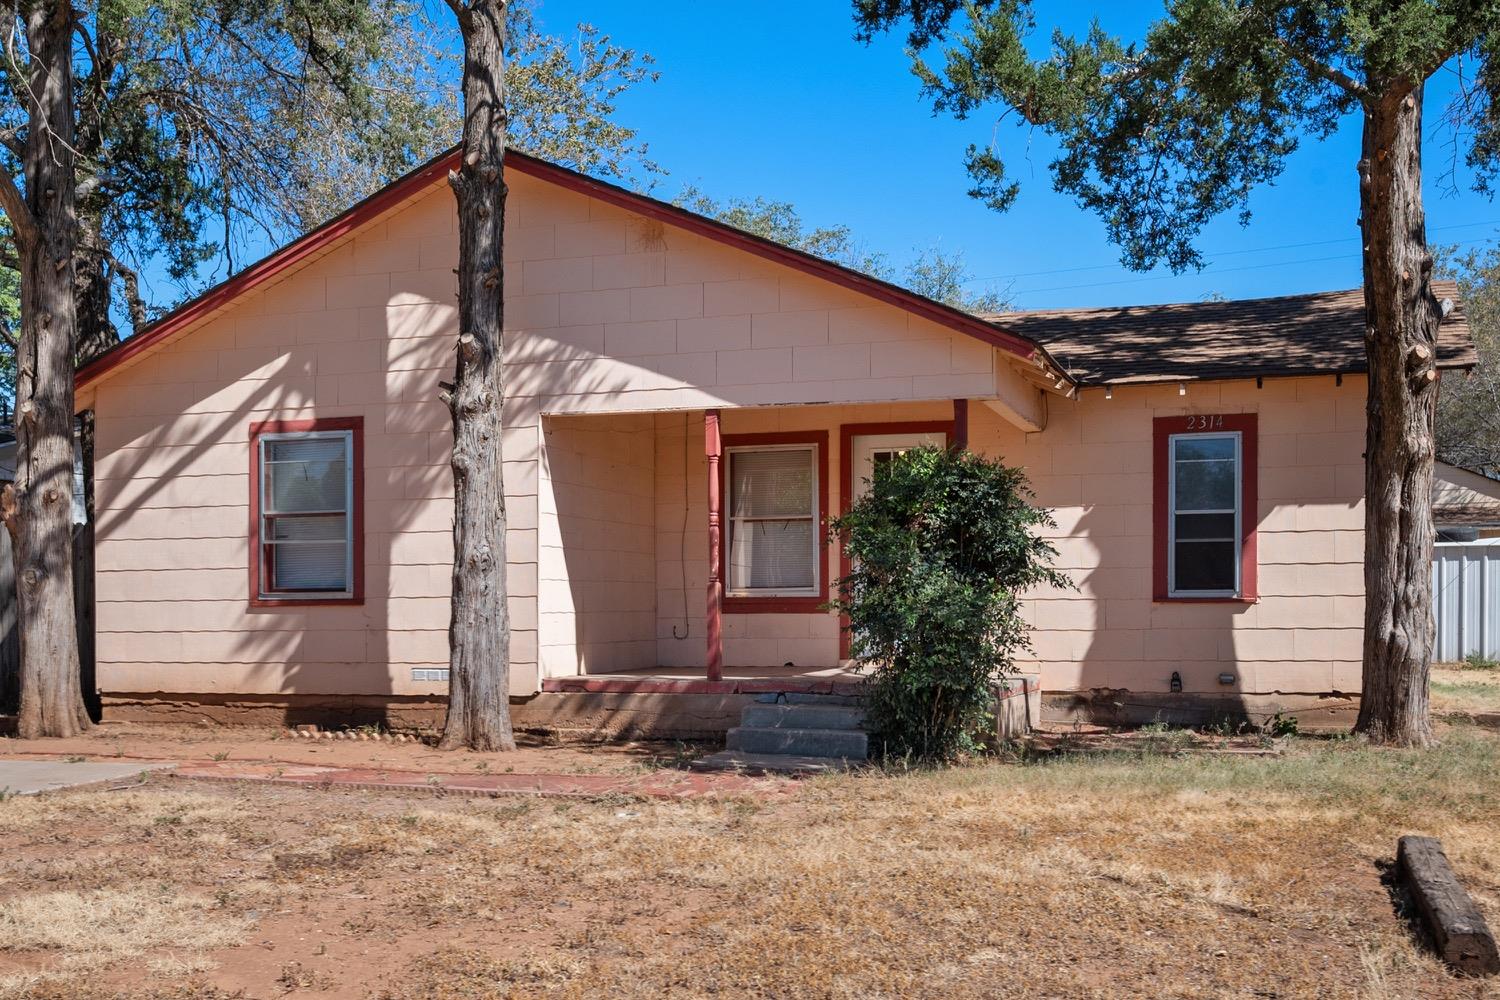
0, 759, 174, 796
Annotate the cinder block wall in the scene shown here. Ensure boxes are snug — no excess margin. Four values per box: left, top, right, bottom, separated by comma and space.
538, 414, 657, 676
992, 376, 1367, 702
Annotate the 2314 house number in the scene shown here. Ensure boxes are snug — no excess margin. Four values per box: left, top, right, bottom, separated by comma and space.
1184, 415, 1224, 430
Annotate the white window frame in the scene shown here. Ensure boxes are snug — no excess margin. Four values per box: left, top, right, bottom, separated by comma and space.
724, 443, 820, 598
257, 429, 355, 601
1167, 430, 1242, 599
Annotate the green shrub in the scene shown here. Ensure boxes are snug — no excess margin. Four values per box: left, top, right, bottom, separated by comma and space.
829, 446, 1068, 761
1462, 651, 1500, 671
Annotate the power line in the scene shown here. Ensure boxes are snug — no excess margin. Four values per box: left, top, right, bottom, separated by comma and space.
1009, 235, 1500, 298
965, 218, 1500, 287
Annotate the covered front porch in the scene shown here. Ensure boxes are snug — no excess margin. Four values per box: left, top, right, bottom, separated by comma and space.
534, 389, 1051, 692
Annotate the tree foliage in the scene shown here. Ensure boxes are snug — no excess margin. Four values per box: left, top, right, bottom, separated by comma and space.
291, 0, 660, 231
829, 446, 1067, 761
674, 185, 1010, 310
1438, 246, 1500, 476
853, 1, 1495, 272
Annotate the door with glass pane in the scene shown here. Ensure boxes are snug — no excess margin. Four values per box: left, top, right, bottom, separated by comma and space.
851, 432, 947, 504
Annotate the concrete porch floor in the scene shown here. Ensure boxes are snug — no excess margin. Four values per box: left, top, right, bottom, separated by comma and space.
540, 664, 864, 696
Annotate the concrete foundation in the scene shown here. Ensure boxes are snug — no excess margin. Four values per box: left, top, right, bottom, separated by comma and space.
1042, 689, 1360, 733
514, 691, 754, 740
101, 693, 450, 731
994, 675, 1041, 742
101, 689, 757, 741
101, 684, 1363, 739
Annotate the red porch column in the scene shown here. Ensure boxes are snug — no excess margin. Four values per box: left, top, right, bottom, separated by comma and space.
953, 398, 970, 449
704, 409, 725, 681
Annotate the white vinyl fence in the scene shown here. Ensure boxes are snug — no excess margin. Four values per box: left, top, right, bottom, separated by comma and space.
1433, 540, 1500, 661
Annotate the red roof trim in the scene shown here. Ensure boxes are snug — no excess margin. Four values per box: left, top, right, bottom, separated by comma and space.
76, 147, 1042, 393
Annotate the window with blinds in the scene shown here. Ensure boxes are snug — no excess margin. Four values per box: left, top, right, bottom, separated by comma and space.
726, 445, 818, 595
1168, 432, 1241, 597
257, 431, 354, 599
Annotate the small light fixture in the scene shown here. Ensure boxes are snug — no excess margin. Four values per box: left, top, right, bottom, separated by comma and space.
1218, 673, 1236, 686
1178, 382, 1187, 396
1104, 385, 1113, 400
1170, 671, 1182, 693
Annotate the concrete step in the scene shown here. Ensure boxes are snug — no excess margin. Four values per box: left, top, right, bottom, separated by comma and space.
726, 725, 868, 759
741, 703, 867, 731
690, 751, 859, 776
753, 691, 864, 706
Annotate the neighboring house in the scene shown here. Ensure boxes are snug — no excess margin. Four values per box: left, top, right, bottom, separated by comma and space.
1433, 461, 1500, 541
71, 149, 1477, 732
1431, 461, 1500, 662
0, 427, 88, 524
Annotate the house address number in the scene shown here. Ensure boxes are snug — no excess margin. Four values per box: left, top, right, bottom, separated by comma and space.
1184, 414, 1225, 431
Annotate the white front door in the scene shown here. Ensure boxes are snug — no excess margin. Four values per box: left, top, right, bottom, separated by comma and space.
850, 432, 948, 503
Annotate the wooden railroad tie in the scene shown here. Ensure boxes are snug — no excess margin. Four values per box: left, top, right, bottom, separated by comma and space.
1396, 835, 1500, 976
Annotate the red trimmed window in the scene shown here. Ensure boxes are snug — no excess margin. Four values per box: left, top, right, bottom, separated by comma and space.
1153, 413, 1257, 602
721, 431, 829, 613
249, 417, 364, 606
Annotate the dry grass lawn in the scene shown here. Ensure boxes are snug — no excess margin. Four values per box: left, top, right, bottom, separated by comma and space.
2, 726, 1500, 999
1432, 663, 1500, 715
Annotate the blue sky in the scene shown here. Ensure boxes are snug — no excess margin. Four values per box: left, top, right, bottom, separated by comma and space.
531, 0, 1500, 310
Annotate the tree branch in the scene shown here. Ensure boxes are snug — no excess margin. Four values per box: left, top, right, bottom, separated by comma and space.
0, 168, 37, 249
1273, 37, 1367, 99
74, 171, 120, 201
104, 250, 148, 333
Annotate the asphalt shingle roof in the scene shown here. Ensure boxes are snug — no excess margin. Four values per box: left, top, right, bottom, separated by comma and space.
980, 282, 1476, 385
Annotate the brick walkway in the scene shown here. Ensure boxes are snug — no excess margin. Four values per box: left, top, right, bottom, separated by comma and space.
167, 759, 793, 800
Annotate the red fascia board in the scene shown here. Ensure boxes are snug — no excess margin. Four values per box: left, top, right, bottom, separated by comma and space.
77, 146, 1042, 393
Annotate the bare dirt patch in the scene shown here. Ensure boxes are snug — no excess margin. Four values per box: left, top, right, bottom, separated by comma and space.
1, 726, 1498, 998
0, 721, 705, 778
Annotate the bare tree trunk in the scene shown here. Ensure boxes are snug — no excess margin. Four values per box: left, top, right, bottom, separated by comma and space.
0, 524, 17, 717
1355, 84, 1439, 747
439, 0, 514, 751
6, 2, 89, 738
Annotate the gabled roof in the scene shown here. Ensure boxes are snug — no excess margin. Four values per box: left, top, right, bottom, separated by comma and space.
979, 283, 1477, 386
75, 147, 1052, 393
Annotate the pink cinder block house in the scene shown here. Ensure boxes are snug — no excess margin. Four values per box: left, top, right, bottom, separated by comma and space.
73, 150, 1477, 733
